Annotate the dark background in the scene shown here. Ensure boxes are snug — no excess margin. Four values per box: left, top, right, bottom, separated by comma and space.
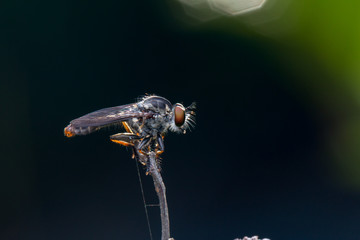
1, 0, 360, 239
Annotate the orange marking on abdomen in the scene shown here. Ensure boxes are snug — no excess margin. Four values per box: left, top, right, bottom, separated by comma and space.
64, 125, 75, 138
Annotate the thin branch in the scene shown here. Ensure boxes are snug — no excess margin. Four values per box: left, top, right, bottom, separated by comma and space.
147, 151, 171, 240
134, 154, 154, 240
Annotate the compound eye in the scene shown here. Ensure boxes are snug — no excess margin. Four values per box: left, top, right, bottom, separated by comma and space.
174, 104, 185, 127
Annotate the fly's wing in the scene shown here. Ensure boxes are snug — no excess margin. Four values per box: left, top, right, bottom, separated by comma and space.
64, 103, 146, 137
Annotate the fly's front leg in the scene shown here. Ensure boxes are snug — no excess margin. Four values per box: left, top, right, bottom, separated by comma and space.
156, 133, 165, 156
136, 136, 152, 170
137, 136, 151, 155
110, 132, 148, 165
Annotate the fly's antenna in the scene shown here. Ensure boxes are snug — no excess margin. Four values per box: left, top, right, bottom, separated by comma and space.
185, 102, 197, 131
186, 101, 196, 111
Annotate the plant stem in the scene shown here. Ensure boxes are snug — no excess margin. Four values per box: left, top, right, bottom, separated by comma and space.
148, 151, 170, 240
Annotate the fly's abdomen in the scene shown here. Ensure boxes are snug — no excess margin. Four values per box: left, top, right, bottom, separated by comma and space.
64, 124, 99, 137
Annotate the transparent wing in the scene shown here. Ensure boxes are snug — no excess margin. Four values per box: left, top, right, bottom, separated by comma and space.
64, 103, 146, 137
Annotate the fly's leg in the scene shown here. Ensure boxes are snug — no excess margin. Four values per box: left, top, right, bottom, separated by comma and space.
117, 122, 154, 172
121, 122, 143, 160
110, 132, 141, 146
150, 134, 165, 172
134, 136, 151, 172
110, 132, 149, 166
137, 136, 151, 155
114, 122, 149, 166
132, 145, 148, 166
156, 133, 165, 156
110, 122, 140, 145
122, 121, 135, 134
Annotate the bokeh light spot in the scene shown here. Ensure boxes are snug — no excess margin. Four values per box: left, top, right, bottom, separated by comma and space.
209, 0, 267, 15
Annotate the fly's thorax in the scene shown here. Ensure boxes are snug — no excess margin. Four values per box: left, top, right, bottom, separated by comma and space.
143, 113, 171, 133
138, 95, 172, 114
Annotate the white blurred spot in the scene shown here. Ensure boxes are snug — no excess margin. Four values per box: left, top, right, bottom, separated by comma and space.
176, 0, 268, 21
180, 0, 220, 21
209, 0, 267, 15
175, 0, 295, 38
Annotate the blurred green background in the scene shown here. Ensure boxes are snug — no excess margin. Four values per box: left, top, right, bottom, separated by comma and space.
1, 0, 360, 239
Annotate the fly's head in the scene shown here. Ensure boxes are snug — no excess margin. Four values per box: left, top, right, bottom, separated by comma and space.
169, 102, 196, 134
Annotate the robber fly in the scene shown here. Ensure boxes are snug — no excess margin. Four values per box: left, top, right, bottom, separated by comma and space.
64, 95, 196, 167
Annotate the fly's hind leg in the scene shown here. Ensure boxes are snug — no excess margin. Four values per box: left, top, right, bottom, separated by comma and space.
110, 132, 141, 146
110, 132, 148, 165
110, 122, 140, 145
110, 122, 151, 169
